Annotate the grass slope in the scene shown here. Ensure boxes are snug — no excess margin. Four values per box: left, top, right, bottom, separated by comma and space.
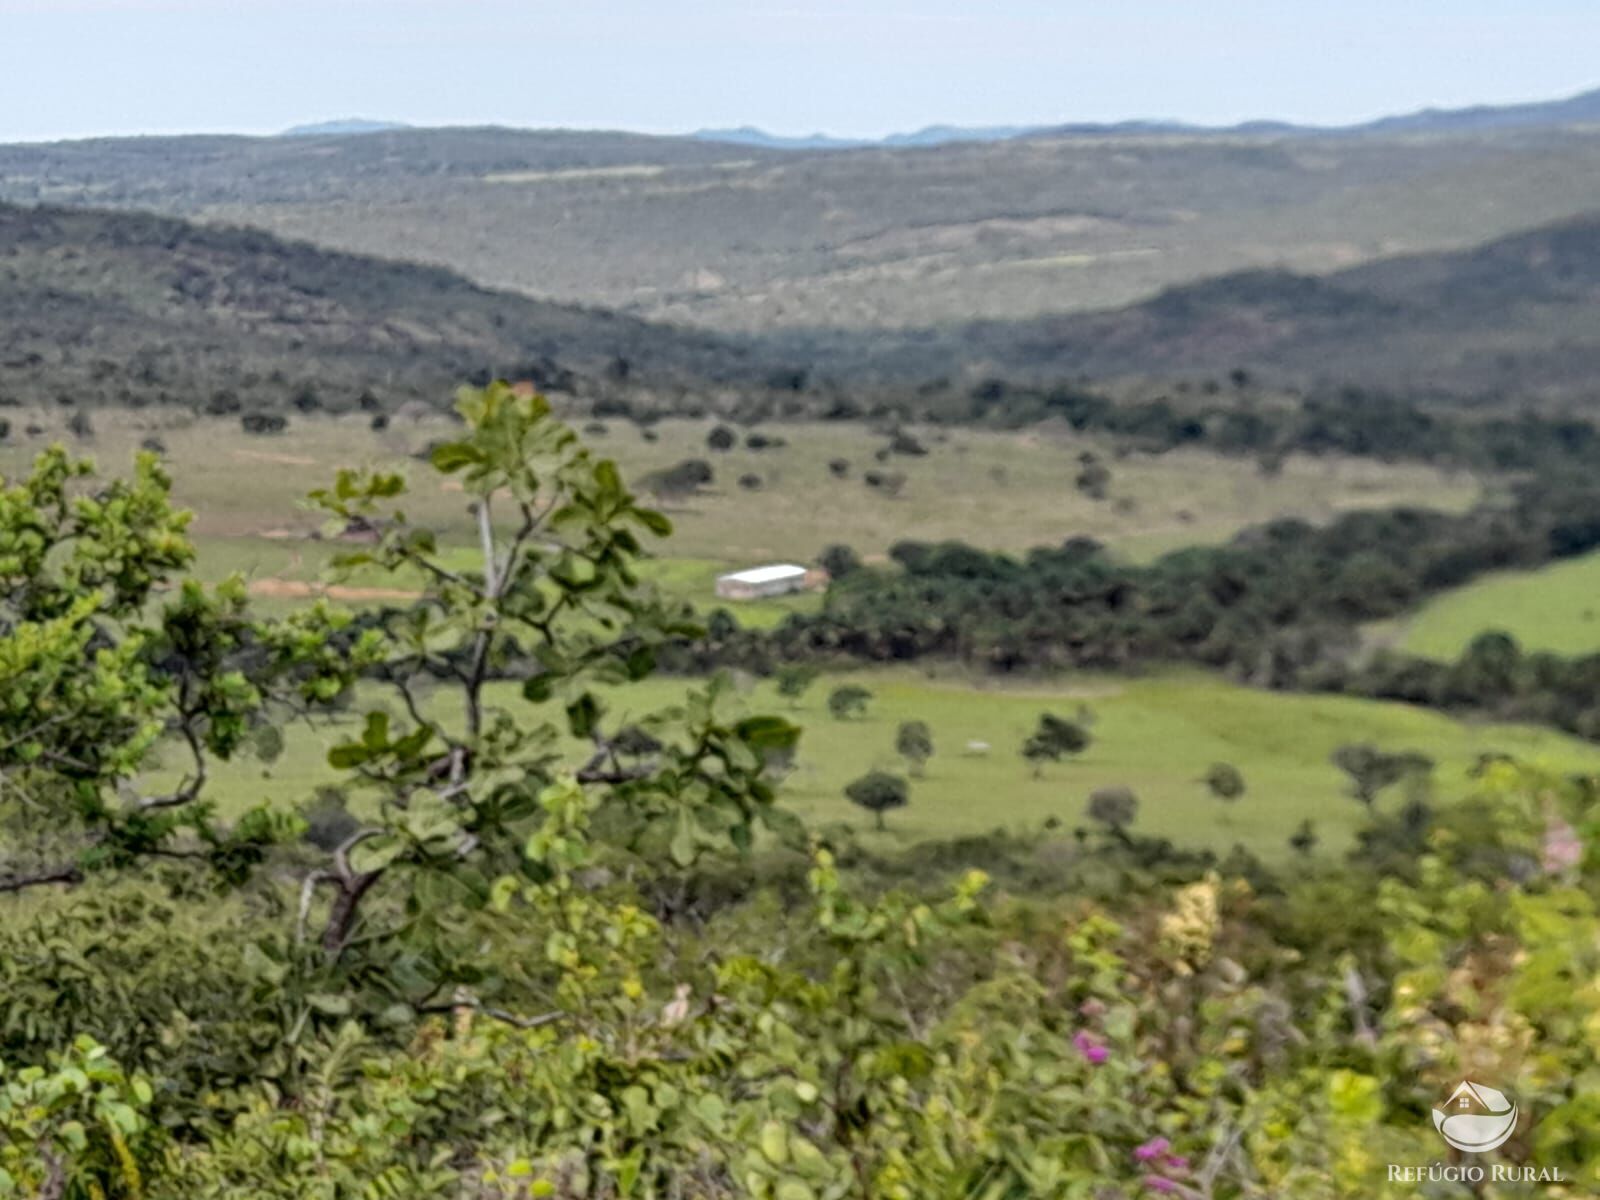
0, 412, 1478, 603
1399, 550, 1600, 660
191, 668, 1600, 860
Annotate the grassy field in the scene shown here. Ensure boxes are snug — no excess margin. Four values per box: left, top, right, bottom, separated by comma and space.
0, 410, 1479, 612
187, 667, 1600, 861
1397, 550, 1600, 661
13, 413, 1552, 861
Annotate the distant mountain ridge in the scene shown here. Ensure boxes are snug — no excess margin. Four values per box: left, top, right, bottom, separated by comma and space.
280, 119, 412, 137
266, 83, 1600, 157
693, 85, 1600, 150
690, 124, 1044, 150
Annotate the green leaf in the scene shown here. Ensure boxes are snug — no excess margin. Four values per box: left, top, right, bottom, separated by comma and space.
637, 510, 672, 537
429, 442, 482, 473
348, 835, 405, 874
759, 1120, 789, 1165
669, 811, 696, 868
566, 692, 602, 739
327, 742, 373, 769
1327, 1069, 1383, 1125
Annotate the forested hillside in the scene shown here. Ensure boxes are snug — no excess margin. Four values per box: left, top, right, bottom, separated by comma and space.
0, 203, 761, 415
7, 199, 1600, 420
806, 213, 1600, 403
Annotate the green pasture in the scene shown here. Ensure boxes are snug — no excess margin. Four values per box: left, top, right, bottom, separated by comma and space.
191, 667, 1600, 861
1398, 551, 1600, 661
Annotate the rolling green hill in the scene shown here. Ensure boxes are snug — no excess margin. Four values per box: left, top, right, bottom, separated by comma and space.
1398, 550, 1600, 661
187, 666, 1600, 858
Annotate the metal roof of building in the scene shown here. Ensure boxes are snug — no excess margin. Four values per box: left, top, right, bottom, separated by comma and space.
716, 563, 809, 585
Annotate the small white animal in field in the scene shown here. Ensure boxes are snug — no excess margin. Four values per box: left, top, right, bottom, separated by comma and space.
964, 740, 991, 757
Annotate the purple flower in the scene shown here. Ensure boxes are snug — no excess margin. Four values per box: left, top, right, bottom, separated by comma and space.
1142, 1177, 1179, 1195
1164, 1156, 1190, 1173
1134, 1137, 1171, 1163
1072, 1030, 1109, 1064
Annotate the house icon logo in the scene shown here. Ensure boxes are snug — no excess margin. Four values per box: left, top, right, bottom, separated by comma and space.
1433, 1081, 1519, 1153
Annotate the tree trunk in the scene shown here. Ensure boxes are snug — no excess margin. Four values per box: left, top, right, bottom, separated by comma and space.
321, 870, 381, 957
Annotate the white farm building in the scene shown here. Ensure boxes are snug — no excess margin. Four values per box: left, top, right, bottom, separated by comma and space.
714, 563, 824, 601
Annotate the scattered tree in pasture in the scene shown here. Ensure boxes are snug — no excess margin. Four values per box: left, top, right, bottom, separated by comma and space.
240, 411, 287, 435
895, 719, 934, 777
1021, 713, 1090, 777
738, 473, 763, 490
706, 423, 737, 451
639, 457, 713, 498
1204, 762, 1247, 803
1086, 786, 1138, 835
863, 470, 906, 497
1075, 453, 1111, 501
774, 664, 821, 707
827, 458, 850, 478
889, 429, 928, 457
845, 770, 909, 831
827, 684, 873, 720
1331, 743, 1434, 808
818, 544, 861, 579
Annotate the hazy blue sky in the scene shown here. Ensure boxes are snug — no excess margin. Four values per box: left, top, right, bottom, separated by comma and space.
2, 0, 1597, 142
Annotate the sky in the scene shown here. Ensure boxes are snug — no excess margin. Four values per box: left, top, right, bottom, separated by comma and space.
2, 0, 1598, 143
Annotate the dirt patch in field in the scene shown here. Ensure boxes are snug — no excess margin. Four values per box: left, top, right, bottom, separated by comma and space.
248, 579, 420, 603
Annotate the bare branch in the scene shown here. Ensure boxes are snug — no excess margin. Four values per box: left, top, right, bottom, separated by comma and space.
476, 496, 499, 596
332, 827, 384, 884
296, 869, 333, 945
414, 997, 565, 1031
0, 863, 83, 894
138, 719, 208, 811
